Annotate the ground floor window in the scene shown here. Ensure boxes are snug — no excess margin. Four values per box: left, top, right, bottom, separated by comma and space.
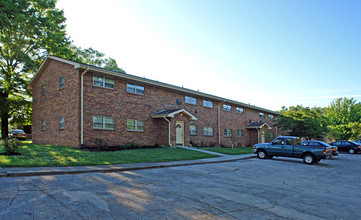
93, 116, 114, 130
41, 120, 45, 131
190, 125, 197, 135
237, 130, 245, 137
224, 129, 232, 137
203, 127, 213, 136
59, 117, 64, 130
127, 119, 144, 131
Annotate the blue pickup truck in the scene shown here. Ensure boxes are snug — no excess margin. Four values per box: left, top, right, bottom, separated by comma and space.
252, 136, 332, 164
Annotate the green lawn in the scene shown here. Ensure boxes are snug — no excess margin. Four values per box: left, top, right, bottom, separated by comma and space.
199, 146, 253, 155
0, 141, 217, 167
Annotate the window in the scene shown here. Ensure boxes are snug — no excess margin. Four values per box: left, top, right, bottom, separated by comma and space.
203, 100, 213, 108
203, 127, 213, 136
269, 114, 274, 119
93, 116, 114, 130
59, 77, 64, 89
127, 83, 144, 95
127, 119, 144, 131
223, 104, 231, 111
41, 85, 45, 95
259, 112, 265, 118
41, 120, 45, 131
59, 117, 64, 130
236, 107, 244, 114
224, 129, 232, 137
93, 75, 114, 88
237, 130, 245, 137
190, 125, 197, 135
185, 96, 197, 105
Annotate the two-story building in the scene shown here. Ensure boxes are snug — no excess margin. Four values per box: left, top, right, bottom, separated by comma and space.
28, 56, 282, 148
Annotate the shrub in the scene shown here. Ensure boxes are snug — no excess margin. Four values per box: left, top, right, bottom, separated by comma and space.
4, 138, 19, 154
190, 140, 198, 147
94, 138, 108, 151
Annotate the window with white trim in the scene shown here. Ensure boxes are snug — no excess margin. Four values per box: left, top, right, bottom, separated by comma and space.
269, 114, 274, 119
237, 130, 245, 137
41, 85, 45, 95
190, 125, 197, 135
259, 112, 265, 118
236, 107, 244, 114
203, 100, 213, 108
93, 116, 114, 130
59, 77, 64, 89
93, 75, 114, 88
224, 129, 232, 137
59, 117, 64, 130
127, 83, 144, 95
127, 119, 144, 131
203, 127, 213, 136
223, 104, 231, 111
185, 96, 197, 105
41, 120, 45, 131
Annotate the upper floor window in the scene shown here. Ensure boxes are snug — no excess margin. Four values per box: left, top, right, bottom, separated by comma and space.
259, 112, 265, 118
93, 116, 114, 130
59, 77, 64, 89
269, 114, 274, 119
127, 83, 144, 95
203, 100, 213, 108
127, 119, 144, 131
237, 130, 245, 137
59, 117, 64, 130
224, 129, 232, 137
223, 104, 231, 111
93, 75, 114, 89
203, 127, 213, 136
185, 96, 197, 105
236, 107, 244, 114
190, 125, 197, 135
41, 85, 46, 95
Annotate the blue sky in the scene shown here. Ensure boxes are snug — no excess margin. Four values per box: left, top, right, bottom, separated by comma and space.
57, 0, 361, 111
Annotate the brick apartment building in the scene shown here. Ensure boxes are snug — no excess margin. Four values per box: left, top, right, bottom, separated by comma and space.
28, 56, 282, 148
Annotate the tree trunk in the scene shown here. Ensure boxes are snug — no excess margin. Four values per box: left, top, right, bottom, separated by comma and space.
0, 92, 9, 139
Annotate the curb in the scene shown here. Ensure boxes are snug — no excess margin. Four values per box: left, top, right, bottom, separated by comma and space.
0, 155, 256, 178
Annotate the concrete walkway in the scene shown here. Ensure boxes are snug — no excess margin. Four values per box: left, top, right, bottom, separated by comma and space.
0, 147, 255, 178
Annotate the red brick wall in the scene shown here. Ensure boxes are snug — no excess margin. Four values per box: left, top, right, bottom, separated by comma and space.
32, 60, 283, 147
32, 60, 81, 146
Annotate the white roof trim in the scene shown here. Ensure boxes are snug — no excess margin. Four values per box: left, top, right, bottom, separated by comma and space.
151, 109, 198, 121
247, 123, 272, 130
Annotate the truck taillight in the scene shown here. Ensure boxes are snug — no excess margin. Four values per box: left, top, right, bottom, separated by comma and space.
323, 149, 328, 154
358, 146, 361, 149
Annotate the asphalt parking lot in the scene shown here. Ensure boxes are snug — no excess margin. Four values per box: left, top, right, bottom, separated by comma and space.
1, 153, 360, 219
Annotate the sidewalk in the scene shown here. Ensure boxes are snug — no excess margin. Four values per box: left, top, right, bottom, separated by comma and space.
0, 147, 255, 178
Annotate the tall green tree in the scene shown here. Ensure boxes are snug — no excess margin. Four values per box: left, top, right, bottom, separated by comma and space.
0, 0, 72, 139
325, 97, 361, 140
275, 105, 327, 140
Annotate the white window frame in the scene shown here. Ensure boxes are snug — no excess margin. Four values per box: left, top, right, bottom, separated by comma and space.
237, 130, 245, 137
185, 96, 197, 105
127, 83, 144, 95
59, 117, 64, 130
223, 104, 231, 111
203, 127, 213, 136
189, 125, 197, 135
127, 119, 144, 132
224, 129, 232, 137
236, 107, 244, 114
269, 114, 274, 119
93, 75, 114, 89
259, 112, 265, 118
93, 116, 114, 130
203, 100, 213, 108
59, 77, 64, 89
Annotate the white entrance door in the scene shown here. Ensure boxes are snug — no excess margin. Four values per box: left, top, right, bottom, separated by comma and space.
261, 131, 265, 143
176, 121, 184, 146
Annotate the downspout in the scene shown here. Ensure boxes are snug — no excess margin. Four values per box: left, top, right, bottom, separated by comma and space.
218, 105, 221, 147
81, 68, 90, 145
163, 116, 172, 147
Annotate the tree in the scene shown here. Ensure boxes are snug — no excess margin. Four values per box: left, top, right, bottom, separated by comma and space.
0, 0, 72, 139
324, 97, 361, 140
275, 105, 326, 140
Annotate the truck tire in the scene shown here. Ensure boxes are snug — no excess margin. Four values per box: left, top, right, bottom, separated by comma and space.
303, 154, 315, 164
257, 150, 267, 159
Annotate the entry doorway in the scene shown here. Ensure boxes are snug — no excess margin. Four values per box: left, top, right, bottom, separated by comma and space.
176, 121, 184, 146
261, 131, 265, 143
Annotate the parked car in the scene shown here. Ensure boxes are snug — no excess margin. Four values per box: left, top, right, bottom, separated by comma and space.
330, 140, 361, 154
253, 136, 332, 164
10, 129, 27, 140
354, 140, 361, 144
301, 140, 339, 156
